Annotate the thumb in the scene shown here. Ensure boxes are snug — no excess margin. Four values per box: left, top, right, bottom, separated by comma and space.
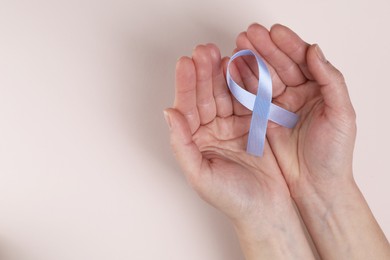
164, 108, 204, 183
307, 44, 354, 114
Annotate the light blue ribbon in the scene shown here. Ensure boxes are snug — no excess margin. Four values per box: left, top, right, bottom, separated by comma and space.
226, 50, 299, 156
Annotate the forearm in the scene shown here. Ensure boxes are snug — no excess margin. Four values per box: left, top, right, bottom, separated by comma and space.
233, 199, 316, 260
295, 177, 390, 260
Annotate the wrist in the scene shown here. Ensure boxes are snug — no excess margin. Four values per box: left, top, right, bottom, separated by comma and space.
293, 176, 362, 227
233, 199, 316, 260
292, 173, 361, 228
235, 231, 294, 260
293, 174, 390, 259
290, 169, 356, 205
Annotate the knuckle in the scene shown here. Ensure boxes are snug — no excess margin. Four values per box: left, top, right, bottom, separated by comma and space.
197, 96, 213, 106
196, 66, 210, 80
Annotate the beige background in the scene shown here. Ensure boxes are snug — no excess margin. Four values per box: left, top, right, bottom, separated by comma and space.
0, 0, 389, 259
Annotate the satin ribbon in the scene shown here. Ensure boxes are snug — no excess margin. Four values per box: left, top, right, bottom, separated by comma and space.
226, 49, 299, 156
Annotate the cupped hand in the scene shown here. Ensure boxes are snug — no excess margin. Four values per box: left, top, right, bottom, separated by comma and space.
234, 23, 357, 198
164, 44, 293, 225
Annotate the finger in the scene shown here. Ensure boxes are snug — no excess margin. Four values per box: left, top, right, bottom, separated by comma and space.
273, 80, 321, 113
192, 45, 217, 125
246, 23, 306, 87
223, 54, 252, 116
164, 108, 206, 184
206, 43, 233, 118
307, 44, 355, 115
173, 57, 200, 134
236, 31, 286, 97
270, 24, 313, 80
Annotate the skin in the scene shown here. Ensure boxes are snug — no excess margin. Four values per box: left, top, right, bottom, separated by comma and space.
164, 23, 390, 259
234, 23, 390, 259
164, 44, 315, 259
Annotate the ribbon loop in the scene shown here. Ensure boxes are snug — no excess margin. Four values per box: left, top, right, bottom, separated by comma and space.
226, 50, 299, 156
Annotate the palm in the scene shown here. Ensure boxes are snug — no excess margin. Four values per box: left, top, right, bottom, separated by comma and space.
268, 82, 351, 185
193, 114, 289, 219
276, 86, 355, 192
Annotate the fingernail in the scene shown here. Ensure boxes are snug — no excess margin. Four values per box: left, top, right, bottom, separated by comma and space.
163, 110, 172, 129
315, 44, 327, 63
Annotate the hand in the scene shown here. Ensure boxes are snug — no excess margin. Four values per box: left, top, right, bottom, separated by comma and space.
164, 44, 315, 259
235, 23, 356, 198
165, 43, 290, 222
235, 23, 390, 259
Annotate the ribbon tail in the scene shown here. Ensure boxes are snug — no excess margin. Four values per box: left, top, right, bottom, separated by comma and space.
247, 96, 271, 157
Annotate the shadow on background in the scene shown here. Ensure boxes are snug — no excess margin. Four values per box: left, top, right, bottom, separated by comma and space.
128, 16, 237, 168
120, 12, 244, 260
